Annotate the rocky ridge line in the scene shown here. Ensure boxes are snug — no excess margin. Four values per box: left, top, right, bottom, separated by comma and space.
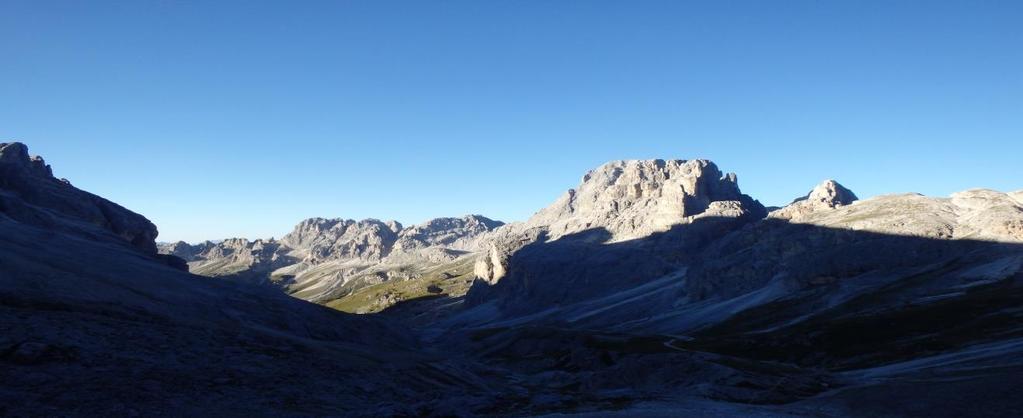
0, 142, 164, 257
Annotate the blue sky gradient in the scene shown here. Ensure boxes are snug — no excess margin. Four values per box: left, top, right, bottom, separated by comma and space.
2, 1, 1021, 242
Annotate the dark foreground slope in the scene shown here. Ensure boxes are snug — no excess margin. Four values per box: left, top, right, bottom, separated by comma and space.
0, 143, 503, 416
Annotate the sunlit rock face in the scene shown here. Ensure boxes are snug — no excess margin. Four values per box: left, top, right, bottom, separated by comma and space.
469, 159, 766, 311
769, 179, 858, 221
525, 159, 759, 241
282, 218, 402, 262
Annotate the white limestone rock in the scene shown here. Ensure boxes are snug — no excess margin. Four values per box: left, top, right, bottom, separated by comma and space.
769, 179, 858, 221
472, 159, 765, 289
526, 159, 753, 241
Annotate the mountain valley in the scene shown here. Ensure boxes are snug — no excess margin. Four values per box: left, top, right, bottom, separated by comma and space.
3, 141, 1023, 417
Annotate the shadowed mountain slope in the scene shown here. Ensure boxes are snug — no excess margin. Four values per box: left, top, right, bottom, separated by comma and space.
0, 143, 508, 416
392, 177, 1023, 417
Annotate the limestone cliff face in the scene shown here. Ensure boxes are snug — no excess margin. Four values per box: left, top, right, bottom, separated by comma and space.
468, 159, 766, 310
950, 189, 1023, 241
473, 159, 766, 289
527, 159, 757, 241
768, 180, 858, 221
0, 142, 160, 255
393, 215, 503, 253
282, 218, 403, 263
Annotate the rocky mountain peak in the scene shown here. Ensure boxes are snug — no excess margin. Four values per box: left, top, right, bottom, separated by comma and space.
408, 214, 503, 235
471, 158, 766, 299
804, 179, 858, 207
161, 241, 199, 260
527, 159, 762, 241
393, 215, 504, 253
769, 179, 858, 221
163, 212, 503, 302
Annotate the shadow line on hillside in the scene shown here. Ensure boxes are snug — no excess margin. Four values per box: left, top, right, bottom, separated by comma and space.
400, 215, 1023, 371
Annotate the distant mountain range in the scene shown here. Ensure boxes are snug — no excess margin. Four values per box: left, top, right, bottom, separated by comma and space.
158, 214, 502, 307
3, 141, 1022, 417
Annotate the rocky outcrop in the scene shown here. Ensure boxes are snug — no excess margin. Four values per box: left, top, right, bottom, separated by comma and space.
171, 238, 294, 283
526, 159, 761, 241
394, 215, 503, 253
0, 142, 160, 255
1010, 190, 1023, 205
159, 240, 212, 260
769, 179, 858, 221
467, 159, 766, 311
950, 189, 1023, 241
282, 218, 402, 262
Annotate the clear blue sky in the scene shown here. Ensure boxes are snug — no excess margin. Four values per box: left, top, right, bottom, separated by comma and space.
2, 1, 1021, 242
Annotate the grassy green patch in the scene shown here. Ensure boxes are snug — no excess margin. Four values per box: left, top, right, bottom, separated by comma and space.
325, 256, 478, 314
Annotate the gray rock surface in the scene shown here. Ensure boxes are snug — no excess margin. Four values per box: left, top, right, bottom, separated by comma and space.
525, 159, 758, 241
0, 142, 161, 256
393, 215, 503, 254
281, 218, 402, 262
686, 188, 1023, 303
159, 240, 209, 260
768, 179, 858, 221
466, 159, 766, 314
473, 160, 766, 286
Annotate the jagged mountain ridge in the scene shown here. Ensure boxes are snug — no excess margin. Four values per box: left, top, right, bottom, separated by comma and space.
160, 213, 503, 303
